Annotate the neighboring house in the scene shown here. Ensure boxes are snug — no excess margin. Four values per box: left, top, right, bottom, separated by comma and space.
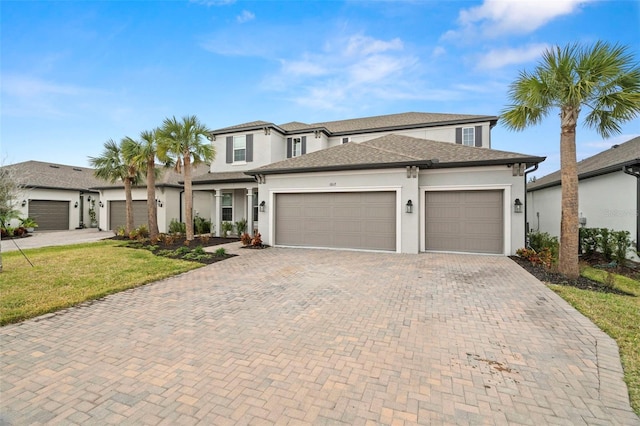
1, 161, 103, 230
194, 112, 544, 255
91, 164, 211, 233
527, 136, 640, 258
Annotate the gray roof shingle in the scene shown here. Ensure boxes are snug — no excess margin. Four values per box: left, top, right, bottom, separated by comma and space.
248, 134, 544, 175
528, 136, 640, 190
191, 170, 254, 184
1, 161, 106, 191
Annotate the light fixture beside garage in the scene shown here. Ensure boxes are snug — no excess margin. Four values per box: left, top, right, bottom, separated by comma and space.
74, 202, 79, 208
156, 199, 163, 208
514, 198, 523, 213
21, 200, 27, 207
259, 201, 266, 212
406, 200, 413, 214
99, 201, 104, 208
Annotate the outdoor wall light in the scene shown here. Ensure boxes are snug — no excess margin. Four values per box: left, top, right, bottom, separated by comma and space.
87, 196, 92, 202
21, 200, 27, 207
74, 202, 79, 208
406, 200, 413, 214
259, 201, 266, 212
514, 198, 523, 213
156, 199, 163, 208
99, 201, 104, 208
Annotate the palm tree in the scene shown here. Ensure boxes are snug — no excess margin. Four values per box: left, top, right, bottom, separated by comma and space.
501, 41, 640, 278
158, 115, 215, 241
123, 129, 169, 242
89, 138, 142, 234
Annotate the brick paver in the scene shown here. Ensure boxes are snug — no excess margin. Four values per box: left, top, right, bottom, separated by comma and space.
1, 247, 638, 425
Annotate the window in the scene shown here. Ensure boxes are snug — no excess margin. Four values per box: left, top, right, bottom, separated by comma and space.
252, 189, 259, 222
233, 136, 246, 162
222, 193, 233, 221
293, 138, 302, 157
342, 137, 350, 144
462, 127, 475, 146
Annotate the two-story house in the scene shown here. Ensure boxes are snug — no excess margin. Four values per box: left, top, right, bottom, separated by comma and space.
192, 112, 544, 255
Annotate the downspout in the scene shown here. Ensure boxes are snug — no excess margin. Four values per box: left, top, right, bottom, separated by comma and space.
622, 164, 640, 252
179, 190, 184, 223
524, 163, 539, 247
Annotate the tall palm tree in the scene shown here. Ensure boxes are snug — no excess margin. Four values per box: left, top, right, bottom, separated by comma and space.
89, 138, 142, 234
158, 115, 215, 241
501, 41, 640, 278
123, 129, 169, 242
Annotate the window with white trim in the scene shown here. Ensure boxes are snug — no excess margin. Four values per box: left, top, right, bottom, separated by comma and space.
222, 193, 233, 221
462, 127, 475, 146
292, 137, 302, 157
233, 136, 246, 162
342, 137, 350, 144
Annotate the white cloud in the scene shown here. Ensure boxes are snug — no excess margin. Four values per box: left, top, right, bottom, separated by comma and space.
344, 35, 403, 57
237, 10, 255, 24
446, 0, 592, 39
477, 43, 550, 69
189, 0, 235, 6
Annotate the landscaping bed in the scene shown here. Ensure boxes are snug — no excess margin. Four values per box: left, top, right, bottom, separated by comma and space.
113, 235, 240, 265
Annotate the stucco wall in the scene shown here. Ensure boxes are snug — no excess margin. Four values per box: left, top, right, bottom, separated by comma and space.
14, 188, 99, 230
527, 171, 638, 259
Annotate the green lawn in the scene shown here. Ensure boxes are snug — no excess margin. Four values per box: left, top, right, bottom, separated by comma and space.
549, 266, 640, 415
0, 240, 203, 325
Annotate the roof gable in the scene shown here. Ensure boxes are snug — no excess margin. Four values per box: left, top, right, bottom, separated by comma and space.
528, 136, 640, 190
2, 161, 106, 191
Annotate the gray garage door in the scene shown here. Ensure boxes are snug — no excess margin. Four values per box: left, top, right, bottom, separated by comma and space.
109, 201, 148, 230
425, 190, 503, 254
275, 192, 396, 251
28, 200, 70, 231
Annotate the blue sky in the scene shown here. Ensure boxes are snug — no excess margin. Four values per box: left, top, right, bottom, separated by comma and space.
1, 0, 639, 178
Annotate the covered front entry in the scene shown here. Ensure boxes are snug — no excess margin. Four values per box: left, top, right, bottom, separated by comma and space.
275, 191, 396, 251
28, 200, 70, 230
109, 200, 148, 231
424, 190, 504, 254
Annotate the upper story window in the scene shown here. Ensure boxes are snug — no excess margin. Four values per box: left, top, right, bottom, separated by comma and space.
342, 137, 350, 144
293, 138, 302, 157
233, 136, 246, 162
462, 127, 475, 146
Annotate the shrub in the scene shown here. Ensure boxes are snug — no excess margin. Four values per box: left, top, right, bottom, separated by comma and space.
200, 235, 210, 245
168, 219, 186, 234
240, 232, 252, 246
115, 226, 126, 237
612, 230, 632, 264
194, 216, 211, 235
174, 246, 191, 256
597, 228, 614, 261
136, 224, 149, 239
235, 218, 248, 235
251, 232, 262, 247
193, 246, 206, 255
221, 221, 234, 237
580, 228, 599, 256
528, 231, 559, 263
215, 247, 227, 256
157, 233, 174, 246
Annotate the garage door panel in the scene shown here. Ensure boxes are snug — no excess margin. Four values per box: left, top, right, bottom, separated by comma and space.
275, 192, 396, 251
109, 201, 148, 230
28, 200, 70, 230
425, 191, 503, 254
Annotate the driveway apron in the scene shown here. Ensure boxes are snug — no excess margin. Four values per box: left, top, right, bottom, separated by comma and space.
1, 249, 637, 425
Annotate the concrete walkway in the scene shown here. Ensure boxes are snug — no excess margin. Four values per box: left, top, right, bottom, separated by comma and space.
1, 248, 637, 425
1, 228, 110, 252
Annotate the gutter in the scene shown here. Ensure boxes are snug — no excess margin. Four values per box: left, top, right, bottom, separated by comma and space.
523, 163, 539, 245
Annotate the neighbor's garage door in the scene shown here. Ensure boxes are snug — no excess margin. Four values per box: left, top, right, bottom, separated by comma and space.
425, 190, 503, 254
28, 200, 70, 230
275, 192, 396, 251
109, 200, 148, 230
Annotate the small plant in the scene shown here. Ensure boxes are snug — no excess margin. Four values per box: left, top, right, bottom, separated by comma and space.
115, 226, 126, 237
580, 228, 599, 256
215, 247, 227, 256
156, 249, 174, 257
174, 246, 191, 256
194, 216, 211, 235
193, 246, 206, 255
597, 228, 614, 261
128, 229, 138, 240
604, 271, 616, 288
240, 232, 252, 246
251, 232, 262, 247
158, 233, 175, 246
221, 221, 234, 238
612, 230, 632, 265
235, 218, 248, 235
528, 231, 558, 264
168, 218, 186, 234
136, 224, 149, 239
20, 217, 38, 230
146, 245, 159, 252
200, 234, 210, 245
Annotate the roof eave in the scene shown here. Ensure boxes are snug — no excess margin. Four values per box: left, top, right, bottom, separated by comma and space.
527, 159, 640, 192
331, 116, 499, 137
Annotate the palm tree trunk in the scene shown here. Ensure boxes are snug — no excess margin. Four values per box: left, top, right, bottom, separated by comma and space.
146, 157, 159, 242
184, 151, 194, 241
124, 178, 134, 234
558, 106, 580, 279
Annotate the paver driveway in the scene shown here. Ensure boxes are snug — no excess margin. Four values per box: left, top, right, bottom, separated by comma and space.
1, 248, 637, 425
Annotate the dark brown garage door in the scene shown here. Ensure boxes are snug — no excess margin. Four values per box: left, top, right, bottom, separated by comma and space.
28, 200, 70, 230
275, 192, 396, 251
425, 190, 503, 254
109, 201, 148, 230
